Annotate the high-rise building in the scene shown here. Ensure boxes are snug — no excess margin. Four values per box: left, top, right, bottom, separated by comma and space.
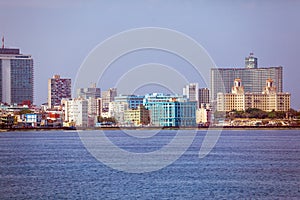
48, 75, 71, 108
198, 88, 210, 105
211, 54, 283, 102
183, 83, 199, 102
245, 53, 258, 68
77, 83, 101, 99
0, 42, 34, 104
101, 88, 117, 111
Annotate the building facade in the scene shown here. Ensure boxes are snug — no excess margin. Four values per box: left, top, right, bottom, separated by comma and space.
86, 97, 102, 126
48, 75, 71, 108
0, 47, 34, 104
143, 93, 196, 127
245, 53, 258, 69
183, 83, 199, 102
77, 83, 101, 99
211, 54, 283, 102
124, 105, 150, 126
107, 101, 128, 123
198, 88, 210, 105
196, 104, 212, 125
102, 88, 117, 111
114, 94, 144, 109
217, 79, 290, 112
64, 98, 88, 127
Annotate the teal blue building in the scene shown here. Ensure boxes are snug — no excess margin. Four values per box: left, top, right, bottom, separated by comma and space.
143, 93, 196, 127
114, 94, 144, 109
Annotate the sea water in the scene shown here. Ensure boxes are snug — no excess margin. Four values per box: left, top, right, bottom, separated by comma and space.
0, 130, 299, 199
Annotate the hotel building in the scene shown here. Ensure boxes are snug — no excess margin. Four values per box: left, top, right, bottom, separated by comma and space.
211, 54, 283, 102
0, 46, 33, 104
217, 78, 290, 112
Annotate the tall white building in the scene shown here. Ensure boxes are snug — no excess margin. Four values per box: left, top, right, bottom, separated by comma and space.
64, 98, 88, 127
0, 45, 34, 105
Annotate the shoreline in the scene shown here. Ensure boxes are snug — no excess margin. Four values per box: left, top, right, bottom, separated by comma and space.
1, 125, 300, 132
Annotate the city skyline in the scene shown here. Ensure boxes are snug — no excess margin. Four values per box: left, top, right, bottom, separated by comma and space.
1, 1, 299, 109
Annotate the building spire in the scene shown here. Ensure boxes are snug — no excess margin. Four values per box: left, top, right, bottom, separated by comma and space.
1, 36, 4, 48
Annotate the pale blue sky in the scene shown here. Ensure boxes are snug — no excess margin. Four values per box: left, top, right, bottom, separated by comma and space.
1, 0, 299, 109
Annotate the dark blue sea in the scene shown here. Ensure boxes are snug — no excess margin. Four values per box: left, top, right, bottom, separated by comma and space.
0, 129, 300, 199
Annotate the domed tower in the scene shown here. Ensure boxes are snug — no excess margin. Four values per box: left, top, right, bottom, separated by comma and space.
232, 78, 244, 94
263, 78, 276, 94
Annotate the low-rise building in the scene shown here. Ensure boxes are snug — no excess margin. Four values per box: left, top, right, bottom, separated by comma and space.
23, 113, 42, 127
124, 105, 150, 126
0, 114, 15, 128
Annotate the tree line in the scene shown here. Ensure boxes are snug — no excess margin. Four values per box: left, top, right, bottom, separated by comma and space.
214, 108, 300, 119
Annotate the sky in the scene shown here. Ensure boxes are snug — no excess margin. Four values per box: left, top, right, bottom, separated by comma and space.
0, 0, 300, 109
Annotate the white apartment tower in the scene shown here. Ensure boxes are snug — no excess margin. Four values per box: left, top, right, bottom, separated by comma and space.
0, 41, 34, 105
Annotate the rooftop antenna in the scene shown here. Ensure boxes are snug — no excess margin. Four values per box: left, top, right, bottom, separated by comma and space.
1, 36, 4, 48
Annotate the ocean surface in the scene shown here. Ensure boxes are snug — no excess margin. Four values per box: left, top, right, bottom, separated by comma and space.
0, 129, 300, 199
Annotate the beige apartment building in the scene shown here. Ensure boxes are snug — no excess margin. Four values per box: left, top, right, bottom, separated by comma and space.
124, 105, 150, 126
